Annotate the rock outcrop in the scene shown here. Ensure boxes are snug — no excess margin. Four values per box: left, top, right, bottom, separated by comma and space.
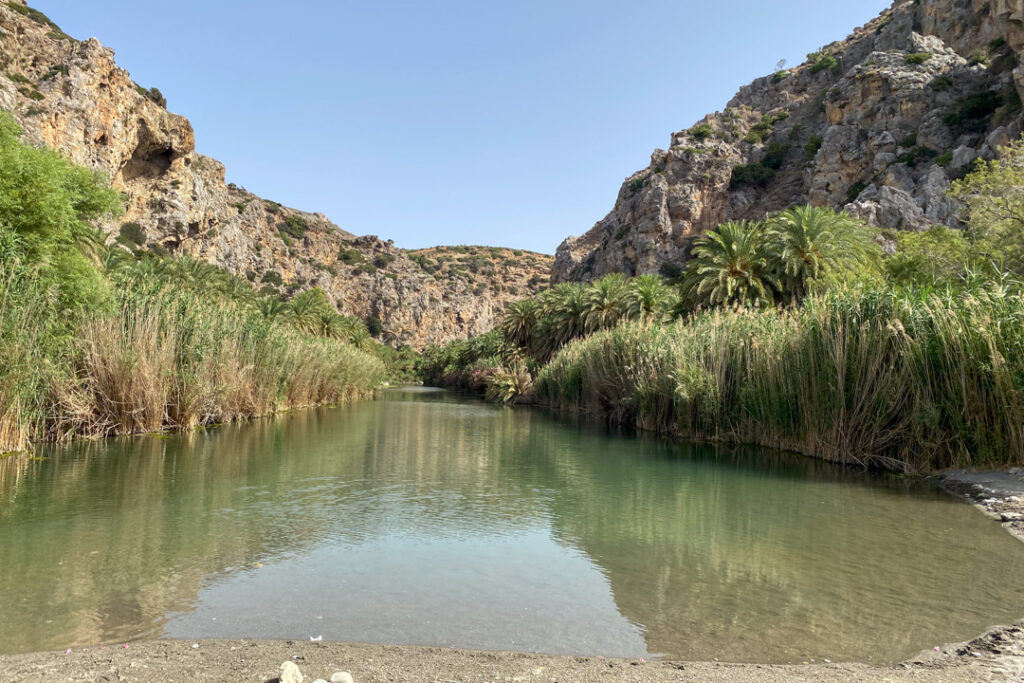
0, 0, 550, 349
553, 0, 1024, 283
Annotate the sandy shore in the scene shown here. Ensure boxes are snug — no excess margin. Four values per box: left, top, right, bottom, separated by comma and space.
2, 468, 1023, 683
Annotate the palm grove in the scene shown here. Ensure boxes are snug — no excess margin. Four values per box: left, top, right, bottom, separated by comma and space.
422, 139, 1024, 473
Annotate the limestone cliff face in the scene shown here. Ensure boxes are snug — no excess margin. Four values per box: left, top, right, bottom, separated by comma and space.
553, 0, 1024, 283
0, 1, 550, 349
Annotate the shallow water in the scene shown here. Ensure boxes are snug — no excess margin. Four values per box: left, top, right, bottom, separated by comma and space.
0, 387, 1022, 663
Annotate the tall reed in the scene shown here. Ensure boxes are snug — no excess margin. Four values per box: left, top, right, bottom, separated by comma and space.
534, 288, 1024, 472
0, 275, 385, 453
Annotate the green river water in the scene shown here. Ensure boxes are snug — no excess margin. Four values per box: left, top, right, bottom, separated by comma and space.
0, 387, 1022, 663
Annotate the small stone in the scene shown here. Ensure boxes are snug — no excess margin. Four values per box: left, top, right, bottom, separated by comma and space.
281, 661, 303, 683
1001, 512, 1023, 522
313, 680, 329, 683
330, 673, 354, 683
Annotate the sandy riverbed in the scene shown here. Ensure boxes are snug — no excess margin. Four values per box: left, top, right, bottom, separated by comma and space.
2, 469, 1023, 683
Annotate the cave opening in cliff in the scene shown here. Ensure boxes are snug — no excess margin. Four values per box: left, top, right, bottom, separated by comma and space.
120, 120, 174, 182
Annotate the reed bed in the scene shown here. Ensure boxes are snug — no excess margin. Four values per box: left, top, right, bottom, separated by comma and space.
0, 274, 385, 454
533, 288, 1024, 472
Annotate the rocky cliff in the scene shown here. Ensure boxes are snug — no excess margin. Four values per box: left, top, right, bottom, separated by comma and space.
0, 0, 550, 349
553, 0, 1024, 283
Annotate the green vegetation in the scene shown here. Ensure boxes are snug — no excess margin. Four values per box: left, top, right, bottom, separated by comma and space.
374, 252, 396, 268
0, 111, 384, 454
533, 287, 1024, 472
905, 52, 932, 65
845, 180, 867, 204
944, 90, 1003, 135
134, 85, 167, 108
117, 222, 145, 246
338, 247, 364, 265
423, 140, 1024, 472
743, 111, 788, 144
279, 214, 308, 239
949, 136, 1024, 274
730, 143, 789, 188
6, 1, 71, 40
689, 123, 714, 141
804, 135, 823, 161
896, 145, 939, 168
41, 64, 68, 81
807, 49, 839, 74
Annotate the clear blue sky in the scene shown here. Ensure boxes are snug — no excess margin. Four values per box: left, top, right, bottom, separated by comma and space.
36, 0, 892, 254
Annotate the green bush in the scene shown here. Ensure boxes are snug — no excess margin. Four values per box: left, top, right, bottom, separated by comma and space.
689, 123, 714, 141
730, 143, 789, 189
41, 64, 68, 81
117, 222, 145, 246
807, 49, 839, 74
338, 247, 363, 264
804, 135, 823, 160
374, 253, 396, 268
279, 214, 308, 239
905, 52, 932, 65
945, 90, 1003, 134
261, 270, 283, 286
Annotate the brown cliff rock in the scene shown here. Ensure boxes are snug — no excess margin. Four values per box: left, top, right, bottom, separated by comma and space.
554, 0, 1024, 283
0, 3, 550, 349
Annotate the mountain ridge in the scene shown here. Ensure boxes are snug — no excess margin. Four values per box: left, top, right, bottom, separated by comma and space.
0, 0, 551, 350
552, 0, 1024, 283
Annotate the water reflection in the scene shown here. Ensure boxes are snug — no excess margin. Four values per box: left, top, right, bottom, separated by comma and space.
0, 389, 1021, 663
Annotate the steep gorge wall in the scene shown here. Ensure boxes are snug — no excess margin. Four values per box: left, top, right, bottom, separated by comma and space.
553, 0, 1024, 283
0, 0, 550, 349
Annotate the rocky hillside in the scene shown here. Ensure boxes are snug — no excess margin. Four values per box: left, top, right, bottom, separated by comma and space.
0, 0, 550, 349
553, 0, 1024, 282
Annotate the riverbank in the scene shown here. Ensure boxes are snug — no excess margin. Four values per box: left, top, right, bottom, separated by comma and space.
1, 624, 1022, 683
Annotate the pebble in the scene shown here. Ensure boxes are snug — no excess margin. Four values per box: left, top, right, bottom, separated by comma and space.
1001, 512, 1023, 522
281, 661, 303, 683
330, 673, 354, 683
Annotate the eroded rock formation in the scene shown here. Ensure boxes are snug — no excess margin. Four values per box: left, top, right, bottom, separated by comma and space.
554, 0, 1024, 283
0, 0, 550, 349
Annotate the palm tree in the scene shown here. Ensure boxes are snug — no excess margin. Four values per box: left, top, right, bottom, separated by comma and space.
584, 273, 628, 332
288, 288, 333, 335
533, 283, 588, 361
765, 206, 880, 302
257, 296, 290, 320
501, 299, 538, 348
624, 274, 677, 323
680, 220, 775, 309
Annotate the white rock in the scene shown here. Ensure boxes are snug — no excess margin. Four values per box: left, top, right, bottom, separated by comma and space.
280, 661, 304, 683
330, 673, 355, 683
